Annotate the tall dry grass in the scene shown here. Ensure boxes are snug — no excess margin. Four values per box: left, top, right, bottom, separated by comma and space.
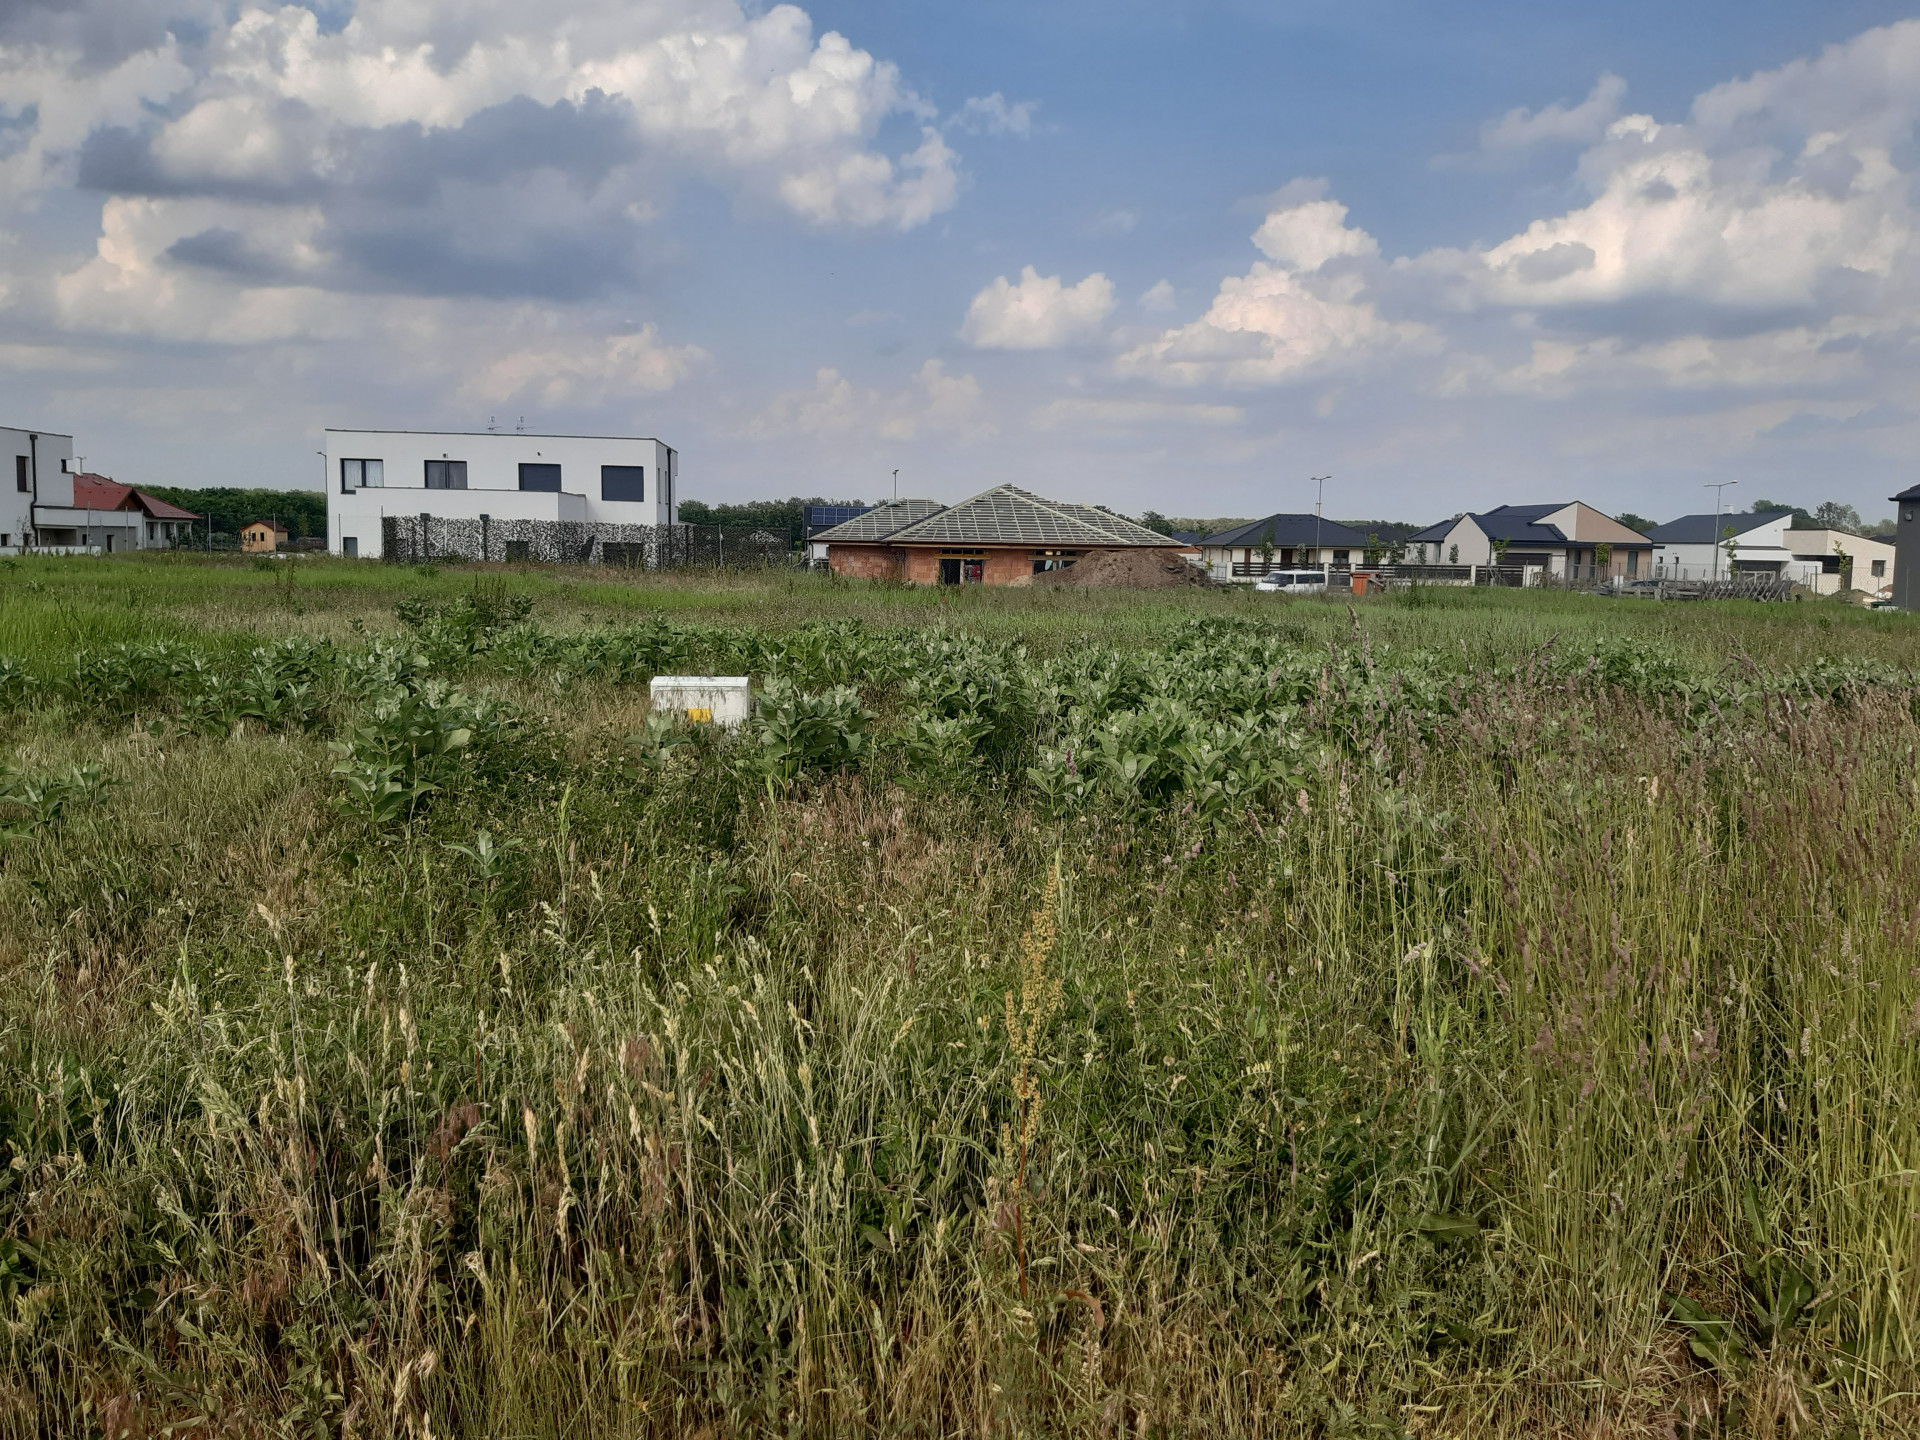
0, 575, 1915, 1437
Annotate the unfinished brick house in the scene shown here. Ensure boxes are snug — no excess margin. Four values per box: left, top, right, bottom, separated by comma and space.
814, 484, 1184, 584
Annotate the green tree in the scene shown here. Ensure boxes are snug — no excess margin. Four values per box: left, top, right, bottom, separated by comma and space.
1613, 512, 1656, 534
1813, 500, 1864, 534
676, 496, 869, 548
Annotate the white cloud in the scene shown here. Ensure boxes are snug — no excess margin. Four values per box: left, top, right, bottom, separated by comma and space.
460, 323, 709, 407
960, 266, 1116, 349
1030, 398, 1243, 430
1139, 279, 1176, 311
1118, 197, 1426, 386
752, 358, 992, 440
1, 0, 967, 356
1252, 199, 1379, 270
1091, 208, 1139, 235
1460, 74, 1627, 162
951, 93, 1038, 136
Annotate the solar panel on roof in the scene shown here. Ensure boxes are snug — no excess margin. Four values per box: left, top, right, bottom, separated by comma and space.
805, 505, 872, 530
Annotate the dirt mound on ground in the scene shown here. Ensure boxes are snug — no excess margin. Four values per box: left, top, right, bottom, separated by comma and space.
1036, 547, 1210, 589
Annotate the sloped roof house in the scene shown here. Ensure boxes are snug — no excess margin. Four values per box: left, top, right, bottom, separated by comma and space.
1407, 502, 1651, 575
812, 484, 1182, 585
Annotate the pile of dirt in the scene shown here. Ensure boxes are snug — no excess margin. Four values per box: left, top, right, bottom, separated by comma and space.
1036, 546, 1211, 589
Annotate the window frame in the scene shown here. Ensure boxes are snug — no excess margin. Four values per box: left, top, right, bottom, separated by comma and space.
600, 464, 646, 502
340, 458, 384, 491
518, 462, 563, 493
425, 459, 468, 490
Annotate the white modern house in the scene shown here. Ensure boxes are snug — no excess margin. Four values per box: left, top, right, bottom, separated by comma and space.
3, 424, 76, 551
326, 429, 678, 559
1644, 510, 1890, 592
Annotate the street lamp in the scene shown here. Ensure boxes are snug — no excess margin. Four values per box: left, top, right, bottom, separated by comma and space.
1311, 475, 1331, 580
1704, 480, 1738, 582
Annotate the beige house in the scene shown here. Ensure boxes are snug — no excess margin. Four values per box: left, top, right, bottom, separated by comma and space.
1406, 502, 1654, 579
1786, 528, 1895, 599
241, 520, 289, 554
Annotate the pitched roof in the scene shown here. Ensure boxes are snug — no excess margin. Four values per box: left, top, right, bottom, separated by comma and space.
1472, 503, 1573, 546
72, 476, 137, 511
1891, 482, 1920, 503
885, 485, 1180, 548
138, 492, 202, 521
1406, 517, 1462, 543
1644, 511, 1788, 544
71, 475, 202, 521
1203, 513, 1375, 549
248, 519, 290, 534
809, 498, 947, 542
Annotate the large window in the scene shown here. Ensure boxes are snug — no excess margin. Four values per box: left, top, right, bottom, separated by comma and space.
601, 465, 645, 502
519, 463, 561, 493
340, 458, 384, 491
14, 456, 26, 493
425, 460, 467, 490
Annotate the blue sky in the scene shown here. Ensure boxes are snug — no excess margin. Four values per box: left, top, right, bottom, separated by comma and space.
5, 0, 1920, 522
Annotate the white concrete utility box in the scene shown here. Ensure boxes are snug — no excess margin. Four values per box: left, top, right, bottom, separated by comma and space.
650, 676, 750, 729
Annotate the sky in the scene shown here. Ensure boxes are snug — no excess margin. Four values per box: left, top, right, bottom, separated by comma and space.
6, 0, 1920, 523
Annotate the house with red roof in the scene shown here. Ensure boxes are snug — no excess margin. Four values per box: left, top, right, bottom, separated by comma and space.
32, 474, 202, 551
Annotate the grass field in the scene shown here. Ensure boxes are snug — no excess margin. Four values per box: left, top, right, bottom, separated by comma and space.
2, 553, 1918, 1438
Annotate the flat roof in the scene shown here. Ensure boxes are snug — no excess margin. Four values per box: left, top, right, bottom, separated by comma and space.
324, 428, 665, 442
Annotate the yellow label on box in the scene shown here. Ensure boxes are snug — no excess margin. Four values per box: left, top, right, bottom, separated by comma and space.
686, 706, 713, 723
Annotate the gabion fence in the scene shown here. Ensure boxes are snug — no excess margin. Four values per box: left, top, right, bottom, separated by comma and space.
380, 516, 788, 568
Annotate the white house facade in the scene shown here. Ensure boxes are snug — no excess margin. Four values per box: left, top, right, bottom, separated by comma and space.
3, 424, 76, 552
1642, 510, 1888, 590
326, 429, 678, 559
1782, 528, 1895, 598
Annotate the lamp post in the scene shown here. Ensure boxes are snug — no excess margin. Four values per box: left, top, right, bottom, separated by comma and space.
1311, 474, 1331, 582
1704, 480, 1738, 583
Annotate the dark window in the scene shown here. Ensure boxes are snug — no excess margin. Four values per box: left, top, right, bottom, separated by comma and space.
341, 458, 383, 491
342, 537, 357, 558
601, 464, 645, 502
425, 460, 467, 490
504, 539, 531, 562
1873, 559, 1886, 578
519, 463, 562, 493
14, 456, 26, 493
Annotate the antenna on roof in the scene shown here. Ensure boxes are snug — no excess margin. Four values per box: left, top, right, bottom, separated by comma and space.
486, 415, 498, 433
516, 416, 526, 433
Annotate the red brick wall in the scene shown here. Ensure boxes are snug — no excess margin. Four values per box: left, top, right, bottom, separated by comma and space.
830, 543, 1143, 585
827, 544, 905, 580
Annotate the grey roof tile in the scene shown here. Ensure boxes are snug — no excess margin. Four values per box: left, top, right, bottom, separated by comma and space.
886, 485, 1181, 548
809, 498, 947, 542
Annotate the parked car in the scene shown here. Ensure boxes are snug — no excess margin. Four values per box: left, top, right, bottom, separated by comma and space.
1253, 569, 1332, 594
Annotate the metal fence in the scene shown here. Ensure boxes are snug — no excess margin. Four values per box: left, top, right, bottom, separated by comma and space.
380, 516, 789, 568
